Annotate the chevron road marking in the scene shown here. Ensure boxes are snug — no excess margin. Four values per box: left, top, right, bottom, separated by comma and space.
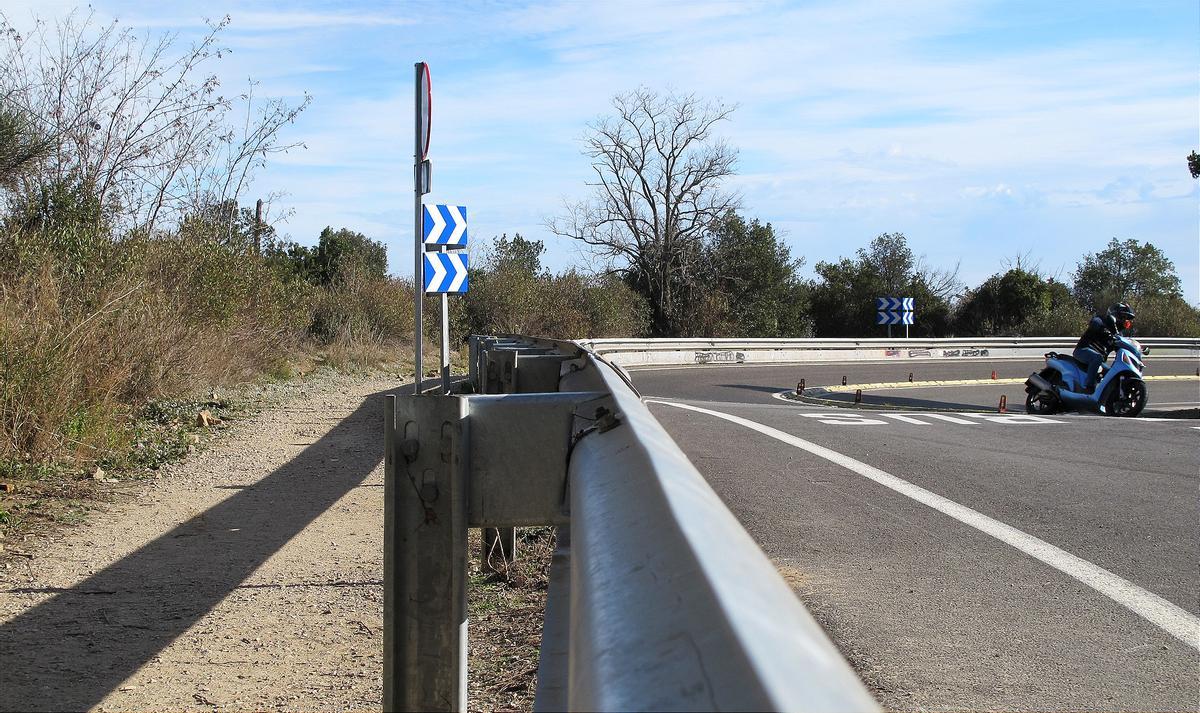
649, 399, 1200, 651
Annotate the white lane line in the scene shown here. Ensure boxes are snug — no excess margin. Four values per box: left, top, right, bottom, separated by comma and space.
649, 399, 1200, 651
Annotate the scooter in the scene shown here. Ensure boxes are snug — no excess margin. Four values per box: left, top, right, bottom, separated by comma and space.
1024, 335, 1149, 416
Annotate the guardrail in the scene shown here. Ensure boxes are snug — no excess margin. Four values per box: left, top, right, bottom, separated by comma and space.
383, 335, 878, 712
577, 336, 1200, 367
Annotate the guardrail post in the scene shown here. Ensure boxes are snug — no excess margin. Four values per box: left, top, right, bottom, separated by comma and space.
384, 394, 469, 712
478, 349, 517, 574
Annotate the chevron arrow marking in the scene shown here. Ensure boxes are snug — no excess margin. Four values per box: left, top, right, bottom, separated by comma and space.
424, 253, 446, 291
423, 204, 445, 244
446, 253, 468, 292
446, 205, 467, 246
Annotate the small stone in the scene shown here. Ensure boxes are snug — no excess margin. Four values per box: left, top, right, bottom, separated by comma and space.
91, 466, 106, 481
196, 410, 223, 427
189, 434, 201, 444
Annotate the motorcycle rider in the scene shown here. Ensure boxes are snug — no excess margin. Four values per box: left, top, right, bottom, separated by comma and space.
1073, 302, 1136, 392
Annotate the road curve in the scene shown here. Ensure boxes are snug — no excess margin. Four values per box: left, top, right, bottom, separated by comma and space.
633, 358, 1200, 712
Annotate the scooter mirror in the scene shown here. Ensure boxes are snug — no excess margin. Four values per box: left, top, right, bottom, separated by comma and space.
1141, 346, 1150, 356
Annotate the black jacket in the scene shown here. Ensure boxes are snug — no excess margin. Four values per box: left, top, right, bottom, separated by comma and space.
1074, 314, 1118, 354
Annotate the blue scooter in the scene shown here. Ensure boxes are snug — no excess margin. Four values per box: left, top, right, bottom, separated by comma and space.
1024, 335, 1149, 416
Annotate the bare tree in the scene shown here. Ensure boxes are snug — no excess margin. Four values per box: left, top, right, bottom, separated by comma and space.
548, 88, 739, 335
0, 10, 309, 236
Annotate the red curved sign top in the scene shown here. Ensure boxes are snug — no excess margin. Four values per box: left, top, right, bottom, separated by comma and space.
419, 63, 431, 160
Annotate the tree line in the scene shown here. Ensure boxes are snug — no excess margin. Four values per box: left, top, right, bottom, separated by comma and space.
548, 88, 1199, 339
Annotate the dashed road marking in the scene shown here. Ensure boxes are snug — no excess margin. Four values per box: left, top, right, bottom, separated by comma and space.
797, 412, 1065, 426
649, 399, 1200, 651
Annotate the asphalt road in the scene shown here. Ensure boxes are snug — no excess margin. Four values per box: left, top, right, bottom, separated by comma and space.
632, 358, 1200, 712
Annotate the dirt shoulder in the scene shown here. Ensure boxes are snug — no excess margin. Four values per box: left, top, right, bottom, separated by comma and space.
0, 370, 398, 711
0, 367, 551, 712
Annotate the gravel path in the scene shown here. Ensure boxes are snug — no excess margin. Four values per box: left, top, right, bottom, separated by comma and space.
0, 371, 398, 712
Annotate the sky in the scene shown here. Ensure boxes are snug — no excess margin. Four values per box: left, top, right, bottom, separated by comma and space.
5, 0, 1198, 301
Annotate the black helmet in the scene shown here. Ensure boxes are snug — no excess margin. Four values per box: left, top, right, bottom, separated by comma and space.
1107, 302, 1135, 321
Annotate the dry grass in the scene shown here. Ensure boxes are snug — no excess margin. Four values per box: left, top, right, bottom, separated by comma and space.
0, 248, 302, 473
467, 527, 556, 713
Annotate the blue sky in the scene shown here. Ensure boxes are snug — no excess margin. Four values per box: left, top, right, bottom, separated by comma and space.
8, 0, 1199, 301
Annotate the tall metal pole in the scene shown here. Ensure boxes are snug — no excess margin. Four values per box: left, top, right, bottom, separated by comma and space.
413, 63, 424, 396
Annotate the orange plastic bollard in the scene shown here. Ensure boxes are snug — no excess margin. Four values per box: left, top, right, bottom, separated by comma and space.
998, 395, 1008, 413
991, 370, 998, 380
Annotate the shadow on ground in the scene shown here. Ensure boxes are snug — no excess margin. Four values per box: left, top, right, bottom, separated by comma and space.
0, 381, 422, 712
815, 392, 995, 411
718, 383, 791, 395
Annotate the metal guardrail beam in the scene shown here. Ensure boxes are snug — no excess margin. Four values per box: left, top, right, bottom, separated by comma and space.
575, 336, 1200, 367
558, 350, 879, 712
580, 336, 1200, 350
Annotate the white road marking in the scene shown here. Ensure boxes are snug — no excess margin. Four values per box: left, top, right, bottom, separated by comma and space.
882, 413, 930, 424
650, 399, 1200, 651
799, 413, 888, 425
962, 413, 1066, 424
919, 413, 978, 424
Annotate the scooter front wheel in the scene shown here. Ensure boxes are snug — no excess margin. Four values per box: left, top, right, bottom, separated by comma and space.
1025, 391, 1060, 415
1104, 377, 1147, 417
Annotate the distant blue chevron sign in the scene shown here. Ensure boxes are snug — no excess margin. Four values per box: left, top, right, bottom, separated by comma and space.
875, 296, 914, 311
424, 252, 469, 293
423, 204, 468, 246
876, 310, 914, 325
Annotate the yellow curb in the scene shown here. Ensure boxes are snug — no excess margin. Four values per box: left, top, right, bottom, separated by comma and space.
821, 378, 1023, 392
818, 374, 1198, 393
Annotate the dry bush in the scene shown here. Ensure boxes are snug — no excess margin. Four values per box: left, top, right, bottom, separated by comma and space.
310, 268, 413, 342
462, 268, 648, 340
0, 230, 307, 471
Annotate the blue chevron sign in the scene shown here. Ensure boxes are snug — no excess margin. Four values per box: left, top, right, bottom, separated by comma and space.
876, 310, 914, 325
875, 296, 914, 311
423, 204, 468, 246
423, 252, 469, 293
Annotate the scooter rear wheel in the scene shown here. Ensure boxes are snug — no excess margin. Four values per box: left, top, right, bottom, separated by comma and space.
1025, 391, 1059, 415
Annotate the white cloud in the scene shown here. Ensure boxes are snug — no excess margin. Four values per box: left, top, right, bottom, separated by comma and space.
13, 0, 1191, 295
